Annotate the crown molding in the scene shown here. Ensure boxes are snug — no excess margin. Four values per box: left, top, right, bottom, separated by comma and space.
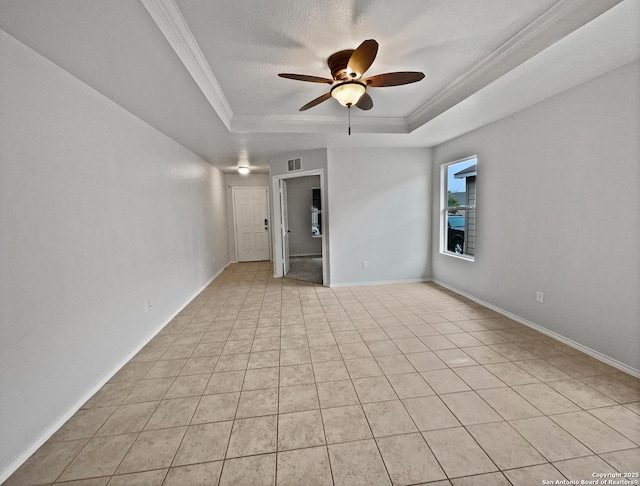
407, 0, 623, 131
140, 0, 234, 130
231, 114, 408, 134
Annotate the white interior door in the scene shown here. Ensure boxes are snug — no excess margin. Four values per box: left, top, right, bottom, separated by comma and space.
233, 187, 270, 262
280, 180, 290, 275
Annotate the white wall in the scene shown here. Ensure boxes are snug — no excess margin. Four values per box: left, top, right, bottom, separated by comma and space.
0, 30, 229, 478
286, 176, 322, 256
269, 148, 328, 178
432, 60, 640, 373
224, 173, 271, 262
328, 148, 432, 285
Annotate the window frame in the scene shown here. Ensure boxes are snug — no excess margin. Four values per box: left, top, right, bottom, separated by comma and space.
440, 156, 477, 261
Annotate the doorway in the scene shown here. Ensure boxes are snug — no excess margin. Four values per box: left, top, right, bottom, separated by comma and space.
282, 176, 322, 284
272, 169, 327, 285
232, 186, 271, 262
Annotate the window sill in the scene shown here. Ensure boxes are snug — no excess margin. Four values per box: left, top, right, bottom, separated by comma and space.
440, 251, 474, 262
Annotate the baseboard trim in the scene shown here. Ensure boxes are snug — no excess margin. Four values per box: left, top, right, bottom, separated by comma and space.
432, 279, 640, 378
330, 277, 432, 288
0, 262, 230, 484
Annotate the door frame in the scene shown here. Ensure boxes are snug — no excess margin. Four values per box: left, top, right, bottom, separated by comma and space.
271, 169, 327, 285
231, 186, 271, 262
280, 179, 290, 276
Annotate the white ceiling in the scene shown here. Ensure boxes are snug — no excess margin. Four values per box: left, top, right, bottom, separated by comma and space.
1, 0, 638, 172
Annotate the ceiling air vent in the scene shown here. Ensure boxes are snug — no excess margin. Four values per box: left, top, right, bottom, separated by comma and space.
287, 158, 301, 172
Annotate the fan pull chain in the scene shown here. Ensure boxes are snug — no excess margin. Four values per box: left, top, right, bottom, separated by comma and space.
348, 105, 351, 136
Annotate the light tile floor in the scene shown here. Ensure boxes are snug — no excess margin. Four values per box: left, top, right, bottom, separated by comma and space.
6, 262, 640, 485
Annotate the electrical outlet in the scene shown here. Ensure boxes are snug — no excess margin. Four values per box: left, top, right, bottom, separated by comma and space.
536, 291, 544, 303
362, 260, 368, 269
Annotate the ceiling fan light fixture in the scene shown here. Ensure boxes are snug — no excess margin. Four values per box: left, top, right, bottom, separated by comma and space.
238, 166, 250, 175
330, 81, 366, 107
279, 39, 424, 113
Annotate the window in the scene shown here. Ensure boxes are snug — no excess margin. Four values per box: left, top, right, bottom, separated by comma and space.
441, 156, 476, 260
311, 187, 322, 237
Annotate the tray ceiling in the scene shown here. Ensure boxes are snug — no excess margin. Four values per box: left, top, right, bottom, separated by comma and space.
1, 0, 638, 171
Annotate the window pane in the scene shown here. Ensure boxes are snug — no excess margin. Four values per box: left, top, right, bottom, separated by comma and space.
446, 212, 464, 254
447, 159, 476, 208
446, 209, 475, 256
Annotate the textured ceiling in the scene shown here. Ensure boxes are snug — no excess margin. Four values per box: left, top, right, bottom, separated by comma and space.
1, 0, 638, 172
176, 0, 556, 118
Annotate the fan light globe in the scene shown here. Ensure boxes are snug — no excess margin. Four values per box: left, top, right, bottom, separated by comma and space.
331, 81, 366, 107
238, 166, 250, 175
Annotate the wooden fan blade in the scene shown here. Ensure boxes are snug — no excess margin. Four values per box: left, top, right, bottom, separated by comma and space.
355, 92, 373, 110
299, 92, 332, 111
347, 39, 378, 78
279, 73, 333, 84
364, 71, 425, 87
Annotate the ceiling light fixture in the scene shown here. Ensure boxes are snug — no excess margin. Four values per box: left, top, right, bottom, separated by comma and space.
330, 81, 367, 135
238, 166, 250, 175
330, 81, 366, 107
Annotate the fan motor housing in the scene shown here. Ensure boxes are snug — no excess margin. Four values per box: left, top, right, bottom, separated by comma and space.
328, 49, 356, 80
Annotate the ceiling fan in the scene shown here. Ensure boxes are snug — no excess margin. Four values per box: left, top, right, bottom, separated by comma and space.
278, 39, 425, 112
